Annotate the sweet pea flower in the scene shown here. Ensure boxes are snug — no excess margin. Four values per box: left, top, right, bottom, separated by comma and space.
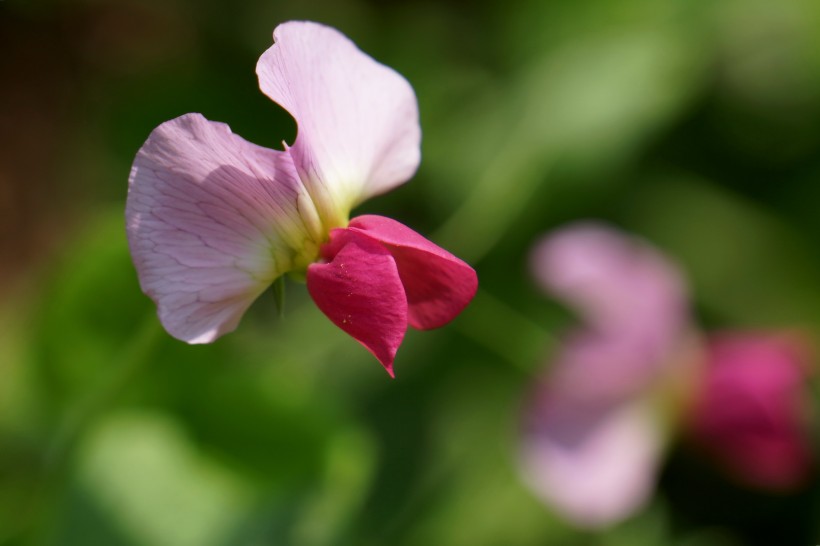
520, 223, 817, 529
125, 21, 477, 376
520, 223, 693, 528
687, 333, 814, 491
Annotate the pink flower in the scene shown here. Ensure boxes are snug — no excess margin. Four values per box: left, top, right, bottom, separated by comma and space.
687, 333, 814, 491
125, 21, 477, 376
520, 223, 691, 528
520, 223, 817, 528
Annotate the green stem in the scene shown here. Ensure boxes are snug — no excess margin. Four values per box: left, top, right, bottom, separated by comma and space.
454, 288, 555, 376
433, 131, 555, 265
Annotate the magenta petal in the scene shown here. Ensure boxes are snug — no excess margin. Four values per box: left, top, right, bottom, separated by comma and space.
307, 230, 408, 375
347, 215, 477, 330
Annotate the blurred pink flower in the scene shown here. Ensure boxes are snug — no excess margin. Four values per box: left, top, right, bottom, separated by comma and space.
125, 21, 477, 376
520, 222, 691, 528
520, 222, 816, 529
529, 223, 689, 402
520, 388, 666, 528
687, 333, 814, 491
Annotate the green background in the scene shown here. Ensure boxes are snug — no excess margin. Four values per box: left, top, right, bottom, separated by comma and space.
1, 0, 819, 544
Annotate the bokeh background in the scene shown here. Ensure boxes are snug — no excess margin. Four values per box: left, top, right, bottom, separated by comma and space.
2, 0, 820, 544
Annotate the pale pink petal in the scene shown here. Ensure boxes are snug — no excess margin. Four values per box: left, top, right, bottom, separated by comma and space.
520, 388, 663, 528
549, 333, 672, 403
688, 333, 813, 490
127, 113, 319, 343
531, 222, 689, 391
256, 21, 421, 228
306, 229, 408, 376
347, 215, 477, 330
519, 222, 687, 527
532, 222, 687, 344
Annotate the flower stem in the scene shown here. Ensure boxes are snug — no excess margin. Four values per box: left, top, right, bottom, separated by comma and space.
454, 287, 555, 376
433, 133, 556, 265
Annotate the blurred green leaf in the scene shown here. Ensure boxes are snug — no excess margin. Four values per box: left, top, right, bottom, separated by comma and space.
74, 411, 252, 546
24, 209, 153, 420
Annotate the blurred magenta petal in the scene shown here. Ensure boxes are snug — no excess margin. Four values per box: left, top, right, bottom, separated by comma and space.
307, 229, 408, 376
257, 21, 421, 229
688, 333, 814, 490
347, 215, 478, 330
126, 113, 318, 343
521, 387, 663, 528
